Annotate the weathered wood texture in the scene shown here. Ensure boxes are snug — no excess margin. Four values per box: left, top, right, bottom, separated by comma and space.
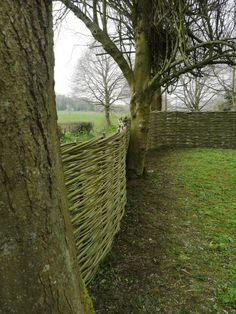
148, 112, 236, 150
61, 127, 129, 284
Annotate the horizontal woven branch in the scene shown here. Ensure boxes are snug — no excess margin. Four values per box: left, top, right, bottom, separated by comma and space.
148, 111, 236, 150
61, 127, 129, 283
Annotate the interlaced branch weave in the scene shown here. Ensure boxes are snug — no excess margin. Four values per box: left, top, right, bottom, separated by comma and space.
61, 127, 129, 283
148, 111, 236, 150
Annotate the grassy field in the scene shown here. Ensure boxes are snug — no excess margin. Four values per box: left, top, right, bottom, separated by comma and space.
89, 148, 236, 313
57, 111, 128, 132
57, 111, 129, 143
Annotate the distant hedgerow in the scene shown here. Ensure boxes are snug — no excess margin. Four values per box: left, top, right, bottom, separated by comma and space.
58, 121, 94, 135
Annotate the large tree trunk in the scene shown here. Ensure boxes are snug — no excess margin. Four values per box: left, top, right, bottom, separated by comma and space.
127, 0, 152, 177
127, 91, 152, 177
0, 2, 90, 313
150, 86, 162, 111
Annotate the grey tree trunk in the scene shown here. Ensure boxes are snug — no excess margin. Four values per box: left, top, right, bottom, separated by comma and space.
0, 1, 89, 313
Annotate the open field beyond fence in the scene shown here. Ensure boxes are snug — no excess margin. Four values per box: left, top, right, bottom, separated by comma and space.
57, 111, 128, 132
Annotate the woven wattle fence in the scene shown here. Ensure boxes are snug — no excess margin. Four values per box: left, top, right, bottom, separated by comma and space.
61, 127, 129, 283
148, 111, 236, 150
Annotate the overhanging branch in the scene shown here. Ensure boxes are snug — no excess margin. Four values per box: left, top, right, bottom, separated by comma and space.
60, 0, 134, 87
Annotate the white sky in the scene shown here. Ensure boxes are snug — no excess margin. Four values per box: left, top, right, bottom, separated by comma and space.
53, 6, 92, 96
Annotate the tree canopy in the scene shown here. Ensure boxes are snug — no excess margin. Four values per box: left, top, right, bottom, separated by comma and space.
60, 0, 236, 90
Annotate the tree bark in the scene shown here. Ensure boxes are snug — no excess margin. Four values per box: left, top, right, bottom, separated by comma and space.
150, 86, 162, 111
104, 105, 111, 127
0, 1, 90, 313
128, 91, 152, 178
104, 89, 111, 127
127, 0, 152, 177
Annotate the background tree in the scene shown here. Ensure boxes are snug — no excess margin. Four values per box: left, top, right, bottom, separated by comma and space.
0, 1, 92, 313
71, 45, 130, 126
58, 0, 236, 176
171, 70, 217, 111
213, 65, 236, 110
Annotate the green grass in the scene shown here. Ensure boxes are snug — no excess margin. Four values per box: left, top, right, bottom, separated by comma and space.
175, 149, 236, 310
89, 148, 236, 313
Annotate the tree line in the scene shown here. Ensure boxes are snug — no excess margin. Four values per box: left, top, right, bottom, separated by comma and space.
56, 94, 96, 111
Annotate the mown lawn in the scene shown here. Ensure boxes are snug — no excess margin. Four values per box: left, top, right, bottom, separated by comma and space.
89, 148, 236, 313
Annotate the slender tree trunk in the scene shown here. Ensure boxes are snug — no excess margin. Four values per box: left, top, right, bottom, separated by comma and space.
105, 106, 111, 126
0, 2, 91, 313
127, 0, 152, 177
104, 99, 111, 127
103, 81, 112, 126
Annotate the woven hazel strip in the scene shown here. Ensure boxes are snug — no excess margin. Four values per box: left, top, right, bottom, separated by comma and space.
148, 111, 236, 150
61, 124, 130, 284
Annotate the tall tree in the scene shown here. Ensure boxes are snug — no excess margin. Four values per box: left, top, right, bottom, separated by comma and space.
0, 1, 91, 313
213, 65, 236, 109
71, 45, 129, 126
171, 70, 217, 111
59, 0, 236, 176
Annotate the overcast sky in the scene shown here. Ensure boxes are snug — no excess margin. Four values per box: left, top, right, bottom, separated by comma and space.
53, 5, 92, 96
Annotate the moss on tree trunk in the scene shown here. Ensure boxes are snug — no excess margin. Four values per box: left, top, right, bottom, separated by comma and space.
0, 1, 92, 313
127, 0, 153, 177
127, 93, 151, 177
151, 86, 162, 111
